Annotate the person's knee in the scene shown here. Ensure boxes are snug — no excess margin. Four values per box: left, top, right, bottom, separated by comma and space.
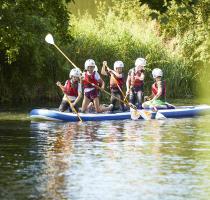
59, 102, 67, 112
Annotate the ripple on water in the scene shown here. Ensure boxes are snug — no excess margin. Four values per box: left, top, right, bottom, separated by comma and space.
0, 116, 210, 199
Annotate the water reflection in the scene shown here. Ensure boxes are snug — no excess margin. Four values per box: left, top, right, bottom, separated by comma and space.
1, 117, 210, 199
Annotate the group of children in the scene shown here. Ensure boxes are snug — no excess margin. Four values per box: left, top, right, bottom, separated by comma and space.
56, 58, 169, 113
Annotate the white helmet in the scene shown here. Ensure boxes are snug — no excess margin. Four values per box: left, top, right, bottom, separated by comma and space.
135, 58, 146, 67
114, 61, 124, 70
84, 59, 96, 70
152, 68, 163, 79
69, 68, 81, 78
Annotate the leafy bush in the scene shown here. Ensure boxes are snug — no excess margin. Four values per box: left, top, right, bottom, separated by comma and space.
151, 0, 210, 86
0, 0, 72, 104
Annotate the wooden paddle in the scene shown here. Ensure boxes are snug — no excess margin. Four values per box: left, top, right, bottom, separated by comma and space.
64, 94, 83, 122
45, 34, 78, 69
45, 34, 82, 122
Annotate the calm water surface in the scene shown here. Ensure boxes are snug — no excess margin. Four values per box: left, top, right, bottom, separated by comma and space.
1, 116, 210, 200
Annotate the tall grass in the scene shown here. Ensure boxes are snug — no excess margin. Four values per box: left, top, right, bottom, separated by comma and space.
67, 0, 195, 100
197, 38, 210, 104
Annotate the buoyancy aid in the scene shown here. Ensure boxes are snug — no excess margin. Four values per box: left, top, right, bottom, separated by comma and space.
110, 74, 124, 90
64, 80, 78, 97
83, 71, 99, 88
130, 69, 144, 88
152, 80, 166, 101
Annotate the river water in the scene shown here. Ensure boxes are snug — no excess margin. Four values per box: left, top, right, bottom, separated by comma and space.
0, 114, 210, 200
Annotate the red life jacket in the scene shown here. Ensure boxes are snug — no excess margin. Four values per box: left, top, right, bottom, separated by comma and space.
64, 80, 78, 97
83, 71, 99, 89
130, 69, 144, 87
152, 80, 166, 100
110, 74, 124, 90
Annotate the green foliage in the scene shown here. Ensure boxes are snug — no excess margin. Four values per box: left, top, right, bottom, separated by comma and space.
139, 0, 198, 13
142, 0, 210, 98
68, 0, 195, 99
152, 0, 210, 78
0, 0, 72, 104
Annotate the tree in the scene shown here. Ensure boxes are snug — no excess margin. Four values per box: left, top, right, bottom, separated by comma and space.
0, 0, 72, 104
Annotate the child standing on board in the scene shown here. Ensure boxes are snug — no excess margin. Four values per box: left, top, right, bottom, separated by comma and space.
56, 68, 82, 112
81, 59, 113, 113
101, 60, 126, 111
126, 57, 146, 109
142, 68, 168, 109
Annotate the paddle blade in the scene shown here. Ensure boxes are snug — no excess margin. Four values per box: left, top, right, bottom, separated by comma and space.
139, 110, 151, 120
130, 108, 151, 120
130, 108, 141, 120
45, 33, 54, 45
155, 112, 166, 120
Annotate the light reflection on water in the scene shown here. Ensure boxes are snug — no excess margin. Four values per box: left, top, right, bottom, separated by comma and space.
1, 117, 210, 200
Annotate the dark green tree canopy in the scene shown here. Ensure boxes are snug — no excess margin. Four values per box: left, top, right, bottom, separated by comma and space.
139, 0, 198, 13
0, 0, 72, 63
0, 0, 73, 104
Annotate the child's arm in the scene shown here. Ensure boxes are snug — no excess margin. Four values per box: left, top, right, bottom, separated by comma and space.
101, 61, 109, 76
95, 71, 105, 90
73, 84, 82, 106
126, 74, 131, 94
144, 94, 154, 101
151, 81, 162, 101
56, 81, 65, 92
98, 78, 105, 90
109, 69, 123, 78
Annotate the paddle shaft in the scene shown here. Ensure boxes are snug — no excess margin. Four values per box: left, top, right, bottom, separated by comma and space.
64, 93, 83, 122
53, 44, 78, 69
57, 83, 83, 122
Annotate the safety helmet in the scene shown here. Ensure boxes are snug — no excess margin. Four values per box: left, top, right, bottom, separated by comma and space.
84, 59, 96, 70
135, 58, 146, 67
152, 68, 163, 79
114, 61, 124, 71
69, 68, 81, 78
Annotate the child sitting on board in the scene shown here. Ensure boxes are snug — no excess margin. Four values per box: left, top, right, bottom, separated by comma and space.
56, 68, 82, 112
142, 68, 169, 110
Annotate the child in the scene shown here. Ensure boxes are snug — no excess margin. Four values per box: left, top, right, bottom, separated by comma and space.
81, 59, 113, 113
126, 57, 146, 109
56, 68, 82, 112
101, 60, 126, 111
142, 68, 168, 109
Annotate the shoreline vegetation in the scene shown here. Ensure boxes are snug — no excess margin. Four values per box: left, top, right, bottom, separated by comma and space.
0, 0, 209, 106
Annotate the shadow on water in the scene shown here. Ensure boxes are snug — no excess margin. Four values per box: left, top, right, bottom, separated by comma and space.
1, 116, 210, 199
